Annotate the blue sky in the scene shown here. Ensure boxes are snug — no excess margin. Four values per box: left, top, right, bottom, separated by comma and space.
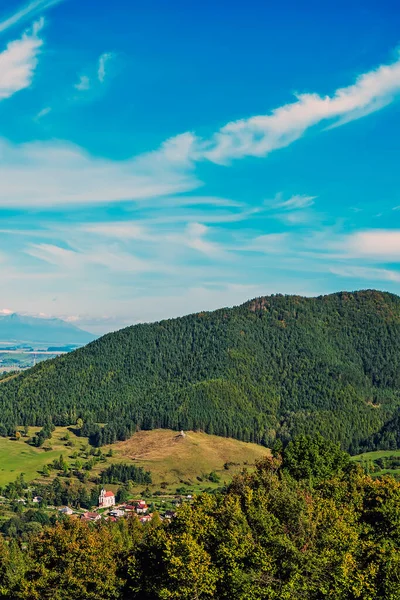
1, 0, 400, 333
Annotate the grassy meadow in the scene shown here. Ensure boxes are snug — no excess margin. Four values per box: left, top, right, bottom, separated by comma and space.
351, 449, 400, 478
0, 427, 269, 492
0, 427, 88, 486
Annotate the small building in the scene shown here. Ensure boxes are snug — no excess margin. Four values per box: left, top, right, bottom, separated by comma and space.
81, 511, 101, 522
165, 510, 176, 519
59, 506, 73, 515
136, 500, 148, 514
32, 496, 42, 504
109, 509, 125, 518
139, 514, 152, 524
98, 488, 115, 508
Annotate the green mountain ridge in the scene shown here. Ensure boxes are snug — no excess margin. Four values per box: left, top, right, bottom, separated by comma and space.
1, 289, 400, 452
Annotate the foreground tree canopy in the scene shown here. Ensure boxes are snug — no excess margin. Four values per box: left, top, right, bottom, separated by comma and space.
1, 436, 400, 599
1, 290, 400, 453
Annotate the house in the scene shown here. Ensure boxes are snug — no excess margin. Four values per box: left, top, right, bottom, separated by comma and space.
164, 510, 176, 519
139, 514, 152, 523
81, 511, 101, 522
136, 500, 148, 514
32, 496, 42, 504
98, 488, 115, 508
123, 505, 135, 512
59, 506, 73, 515
109, 509, 125, 518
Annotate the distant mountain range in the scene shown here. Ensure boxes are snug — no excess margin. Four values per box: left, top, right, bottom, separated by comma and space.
0, 313, 96, 345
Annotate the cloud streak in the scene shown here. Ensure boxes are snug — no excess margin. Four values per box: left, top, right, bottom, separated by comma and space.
180, 52, 400, 164
98, 52, 114, 83
0, 18, 44, 100
0, 135, 199, 207
0, 0, 61, 33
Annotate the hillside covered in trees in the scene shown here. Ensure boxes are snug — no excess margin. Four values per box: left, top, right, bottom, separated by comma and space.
0, 290, 400, 453
2, 436, 400, 599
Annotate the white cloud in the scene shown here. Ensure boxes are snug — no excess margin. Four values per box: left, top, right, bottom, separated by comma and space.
0, 0, 61, 33
340, 229, 400, 261
83, 222, 148, 241
35, 105, 51, 119
246, 233, 289, 253
98, 52, 114, 83
26, 243, 168, 274
82, 220, 226, 258
330, 265, 400, 283
182, 222, 224, 257
184, 53, 400, 164
0, 136, 199, 207
0, 18, 44, 100
74, 74, 90, 91
273, 194, 316, 210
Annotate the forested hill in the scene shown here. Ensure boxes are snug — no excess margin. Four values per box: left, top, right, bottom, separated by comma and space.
1, 289, 400, 453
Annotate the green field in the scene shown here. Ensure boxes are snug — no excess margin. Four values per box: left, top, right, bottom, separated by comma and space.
351, 449, 400, 478
0, 427, 88, 486
0, 427, 269, 490
352, 449, 400, 461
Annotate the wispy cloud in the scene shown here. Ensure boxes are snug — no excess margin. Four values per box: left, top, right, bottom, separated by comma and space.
0, 135, 199, 207
35, 105, 51, 119
0, 17, 44, 100
329, 265, 400, 283
82, 220, 227, 258
174, 52, 400, 164
245, 233, 289, 254
74, 52, 115, 94
98, 52, 114, 83
26, 242, 175, 275
273, 194, 317, 210
0, 0, 61, 34
74, 74, 90, 91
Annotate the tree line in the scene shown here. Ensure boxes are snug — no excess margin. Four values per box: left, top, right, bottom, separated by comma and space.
2, 436, 400, 598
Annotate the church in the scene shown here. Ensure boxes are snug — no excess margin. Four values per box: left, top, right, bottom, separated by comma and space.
98, 488, 116, 508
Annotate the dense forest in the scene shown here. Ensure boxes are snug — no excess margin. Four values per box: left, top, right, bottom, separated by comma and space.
2, 436, 400, 599
1, 290, 400, 453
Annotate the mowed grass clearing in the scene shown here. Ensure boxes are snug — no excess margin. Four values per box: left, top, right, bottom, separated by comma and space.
104, 429, 269, 488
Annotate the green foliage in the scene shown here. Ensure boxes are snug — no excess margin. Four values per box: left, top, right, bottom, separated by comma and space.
282, 434, 350, 480
101, 464, 152, 485
208, 471, 220, 483
1, 290, 400, 451
3, 439, 400, 598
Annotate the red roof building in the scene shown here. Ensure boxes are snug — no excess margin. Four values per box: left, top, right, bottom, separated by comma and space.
99, 488, 116, 508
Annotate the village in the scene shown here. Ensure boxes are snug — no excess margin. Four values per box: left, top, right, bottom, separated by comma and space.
16, 486, 192, 529
75, 487, 179, 524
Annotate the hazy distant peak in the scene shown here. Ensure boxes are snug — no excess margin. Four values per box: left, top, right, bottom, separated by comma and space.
0, 312, 96, 345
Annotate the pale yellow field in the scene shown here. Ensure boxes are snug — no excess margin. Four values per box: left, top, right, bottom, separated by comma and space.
107, 429, 269, 486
